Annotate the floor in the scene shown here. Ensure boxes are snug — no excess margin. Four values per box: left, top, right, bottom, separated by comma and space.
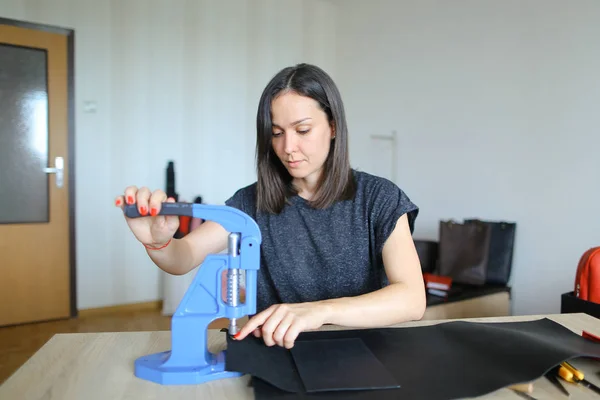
0, 309, 230, 385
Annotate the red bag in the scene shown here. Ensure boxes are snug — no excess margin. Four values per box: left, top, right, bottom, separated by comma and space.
575, 247, 600, 304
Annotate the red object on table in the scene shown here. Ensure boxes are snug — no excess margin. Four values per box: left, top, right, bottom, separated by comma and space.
582, 330, 600, 343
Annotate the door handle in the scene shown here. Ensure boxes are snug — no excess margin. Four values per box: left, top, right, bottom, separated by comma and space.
44, 156, 64, 188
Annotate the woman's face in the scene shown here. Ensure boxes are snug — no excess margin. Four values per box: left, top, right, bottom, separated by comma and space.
270, 91, 335, 185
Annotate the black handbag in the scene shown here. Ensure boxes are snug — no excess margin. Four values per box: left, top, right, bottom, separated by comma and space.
414, 240, 438, 274
437, 220, 491, 285
464, 219, 516, 286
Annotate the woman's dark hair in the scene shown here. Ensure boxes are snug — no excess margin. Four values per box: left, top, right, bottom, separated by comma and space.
255, 63, 356, 214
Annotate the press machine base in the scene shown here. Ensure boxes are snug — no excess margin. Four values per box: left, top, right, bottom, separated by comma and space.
123, 202, 262, 385
134, 350, 239, 385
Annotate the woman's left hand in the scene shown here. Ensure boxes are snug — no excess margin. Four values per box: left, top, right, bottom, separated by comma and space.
233, 302, 331, 348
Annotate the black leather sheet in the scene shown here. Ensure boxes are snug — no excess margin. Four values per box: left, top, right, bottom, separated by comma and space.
225, 318, 600, 400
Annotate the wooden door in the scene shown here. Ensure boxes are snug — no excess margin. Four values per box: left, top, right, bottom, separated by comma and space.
0, 19, 75, 326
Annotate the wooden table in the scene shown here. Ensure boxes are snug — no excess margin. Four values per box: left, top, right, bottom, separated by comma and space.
1, 313, 600, 399
423, 289, 511, 320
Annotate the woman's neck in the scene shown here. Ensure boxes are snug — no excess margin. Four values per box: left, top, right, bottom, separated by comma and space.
293, 168, 323, 200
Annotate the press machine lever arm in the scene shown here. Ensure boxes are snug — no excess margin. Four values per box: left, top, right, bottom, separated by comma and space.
124, 202, 261, 240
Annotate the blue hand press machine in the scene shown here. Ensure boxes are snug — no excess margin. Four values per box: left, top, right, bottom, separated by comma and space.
123, 202, 262, 385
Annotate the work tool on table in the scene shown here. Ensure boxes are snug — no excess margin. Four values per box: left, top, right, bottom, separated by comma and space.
124, 202, 262, 385
545, 367, 570, 397
558, 361, 600, 395
511, 389, 537, 400
509, 383, 534, 394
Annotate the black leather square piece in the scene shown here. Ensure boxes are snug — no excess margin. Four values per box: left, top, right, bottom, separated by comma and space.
290, 337, 400, 392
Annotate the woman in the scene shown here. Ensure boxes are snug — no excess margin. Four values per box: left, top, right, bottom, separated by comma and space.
115, 63, 426, 349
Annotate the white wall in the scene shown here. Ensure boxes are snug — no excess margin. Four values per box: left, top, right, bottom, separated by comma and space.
0, 0, 337, 309
4, 0, 597, 316
334, 0, 600, 315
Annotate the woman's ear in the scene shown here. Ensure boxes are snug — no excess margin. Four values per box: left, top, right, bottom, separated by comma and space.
330, 121, 336, 139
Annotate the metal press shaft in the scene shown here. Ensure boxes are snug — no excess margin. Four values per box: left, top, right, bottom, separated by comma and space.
227, 233, 241, 335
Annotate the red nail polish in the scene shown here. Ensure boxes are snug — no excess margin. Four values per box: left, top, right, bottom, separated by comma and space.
234, 332, 241, 339
140, 207, 147, 216
127, 196, 134, 204
150, 208, 157, 216
115, 199, 121, 206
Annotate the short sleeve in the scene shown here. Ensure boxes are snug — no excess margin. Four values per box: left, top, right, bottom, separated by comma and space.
225, 189, 244, 211
225, 183, 257, 219
371, 179, 419, 257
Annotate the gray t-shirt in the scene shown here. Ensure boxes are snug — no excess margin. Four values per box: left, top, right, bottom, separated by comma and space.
225, 169, 419, 313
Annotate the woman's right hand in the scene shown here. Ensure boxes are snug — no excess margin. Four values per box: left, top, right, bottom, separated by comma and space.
114, 186, 179, 248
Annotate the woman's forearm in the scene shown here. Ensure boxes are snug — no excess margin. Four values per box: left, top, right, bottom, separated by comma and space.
146, 238, 195, 275
145, 221, 230, 276
320, 283, 426, 328
233, 279, 427, 346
